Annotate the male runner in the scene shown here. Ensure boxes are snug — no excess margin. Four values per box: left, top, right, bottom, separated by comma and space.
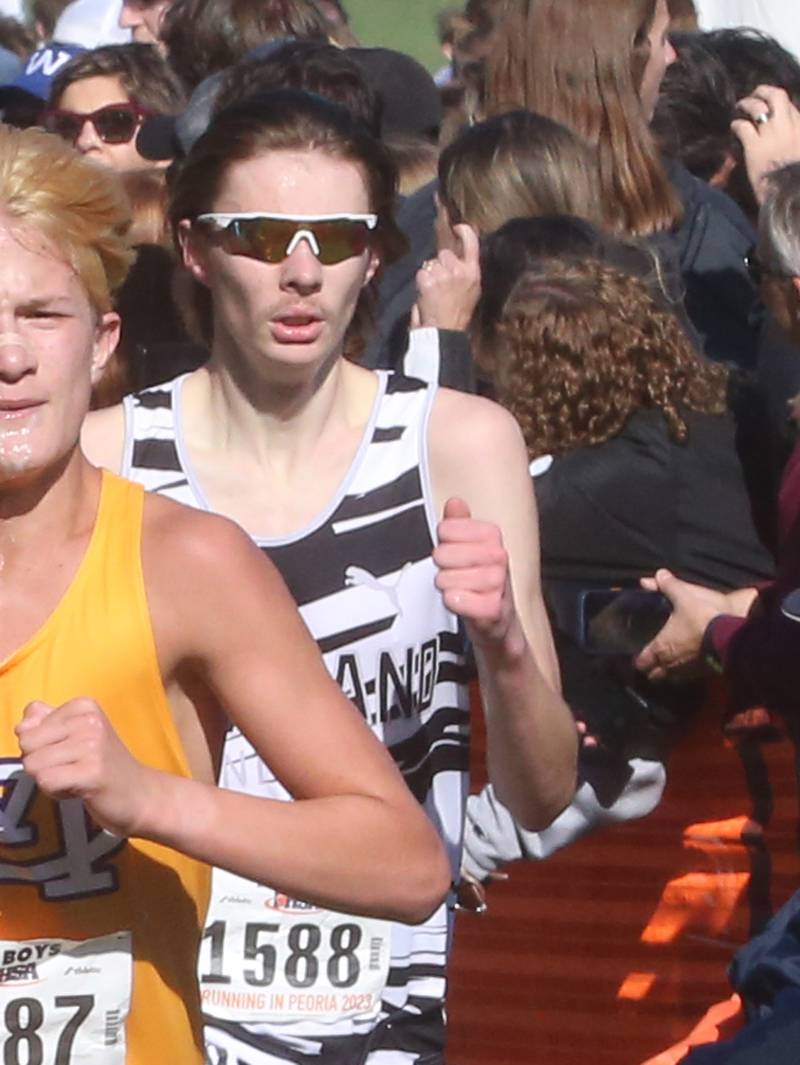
83, 91, 578, 1063
0, 122, 449, 1065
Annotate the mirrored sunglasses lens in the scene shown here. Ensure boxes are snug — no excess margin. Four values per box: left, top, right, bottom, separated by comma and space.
212, 218, 372, 264
94, 107, 139, 144
313, 221, 369, 265
230, 218, 295, 262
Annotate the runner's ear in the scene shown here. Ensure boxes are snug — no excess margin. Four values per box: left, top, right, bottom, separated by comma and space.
90, 311, 121, 384
363, 248, 381, 288
178, 220, 211, 286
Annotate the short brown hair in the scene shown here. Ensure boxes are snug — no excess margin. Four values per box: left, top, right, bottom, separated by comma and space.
0, 124, 134, 313
161, 0, 330, 90
212, 39, 378, 131
489, 258, 727, 456
49, 43, 186, 115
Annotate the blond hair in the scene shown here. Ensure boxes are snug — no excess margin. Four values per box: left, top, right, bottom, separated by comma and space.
438, 110, 601, 234
121, 168, 170, 247
0, 125, 134, 313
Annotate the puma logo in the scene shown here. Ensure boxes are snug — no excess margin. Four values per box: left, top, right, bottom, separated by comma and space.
344, 563, 412, 616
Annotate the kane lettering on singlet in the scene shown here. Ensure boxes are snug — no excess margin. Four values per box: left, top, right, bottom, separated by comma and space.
124, 372, 470, 1064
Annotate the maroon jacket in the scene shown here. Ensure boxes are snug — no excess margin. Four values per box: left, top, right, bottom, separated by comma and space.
710, 441, 800, 717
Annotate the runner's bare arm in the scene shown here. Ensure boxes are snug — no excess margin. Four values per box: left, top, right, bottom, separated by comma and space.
80, 403, 125, 473
20, 501, 450, 924
428, 389, 577, 830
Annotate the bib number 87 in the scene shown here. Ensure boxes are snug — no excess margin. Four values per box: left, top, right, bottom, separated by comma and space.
2, 995, 93, 1065
201, 921, 361, 990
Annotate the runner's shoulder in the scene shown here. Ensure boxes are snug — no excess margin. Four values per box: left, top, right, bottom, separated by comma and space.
142, 494, 265, 580
429, 387, 526, 462
140, 496, 292, 667
141, 496, 285, 647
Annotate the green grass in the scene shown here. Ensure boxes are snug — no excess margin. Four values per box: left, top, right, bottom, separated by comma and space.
345, 0, 455, 73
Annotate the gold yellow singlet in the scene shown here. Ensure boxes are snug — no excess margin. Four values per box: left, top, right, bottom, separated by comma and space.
0, 471, 210, 1064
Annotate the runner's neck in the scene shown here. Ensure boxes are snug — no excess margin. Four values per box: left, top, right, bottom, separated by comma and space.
182, 359, 378, 472
0, 449, 99, 566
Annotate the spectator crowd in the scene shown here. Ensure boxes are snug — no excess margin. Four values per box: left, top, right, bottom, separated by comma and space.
3, 1, 800, 1063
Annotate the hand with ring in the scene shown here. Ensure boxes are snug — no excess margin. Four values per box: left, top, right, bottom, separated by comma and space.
732, 84, 800, 204
411, 224, 482, 332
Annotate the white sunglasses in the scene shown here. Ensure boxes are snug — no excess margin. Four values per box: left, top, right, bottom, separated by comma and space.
195, 212, 379, 264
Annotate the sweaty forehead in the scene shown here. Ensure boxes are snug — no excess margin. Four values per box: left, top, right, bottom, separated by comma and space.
213, 150, 372, 216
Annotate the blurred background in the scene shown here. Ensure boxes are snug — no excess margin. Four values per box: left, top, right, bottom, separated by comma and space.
346, 0, 452, 71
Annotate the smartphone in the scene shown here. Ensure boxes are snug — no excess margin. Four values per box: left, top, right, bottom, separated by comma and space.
579, 588, 672, 656
781, 588, 800, 622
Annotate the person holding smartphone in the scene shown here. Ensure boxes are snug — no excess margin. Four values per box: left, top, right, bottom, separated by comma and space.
461, 230, 774, 883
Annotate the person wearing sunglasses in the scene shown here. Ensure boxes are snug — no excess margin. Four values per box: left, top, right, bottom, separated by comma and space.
82, 89, 577, 1065
46, 41, 184, 170
195, 211, 379, 265
0, 120, 449, 1065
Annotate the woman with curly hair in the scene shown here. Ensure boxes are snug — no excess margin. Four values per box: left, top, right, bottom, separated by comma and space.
460, 232, 788, 1065
480, 250, 772, 591
461, 242, 774, 903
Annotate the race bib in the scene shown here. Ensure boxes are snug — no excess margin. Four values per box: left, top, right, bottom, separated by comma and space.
199, 871, 391, 1025
0, 932, 132, 1064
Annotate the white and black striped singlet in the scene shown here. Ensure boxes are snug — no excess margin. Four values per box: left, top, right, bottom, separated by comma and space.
123, 371, 471, 1065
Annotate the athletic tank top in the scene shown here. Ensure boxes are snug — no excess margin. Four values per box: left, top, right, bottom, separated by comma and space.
123, 371, 471, 1065
0, 471, 209, 1065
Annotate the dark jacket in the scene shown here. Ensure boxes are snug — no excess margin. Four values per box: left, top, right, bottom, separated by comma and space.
537, 407, 774, 595
709, 440, 800, 720
683, 889, 800, 1064
369, 164, 762, 371
363, 180, 437, 370
537, 406, 774, 759
660, 159, 761, 369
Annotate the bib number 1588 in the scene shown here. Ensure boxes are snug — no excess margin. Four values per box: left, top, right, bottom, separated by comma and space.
200, 919, 362, 990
